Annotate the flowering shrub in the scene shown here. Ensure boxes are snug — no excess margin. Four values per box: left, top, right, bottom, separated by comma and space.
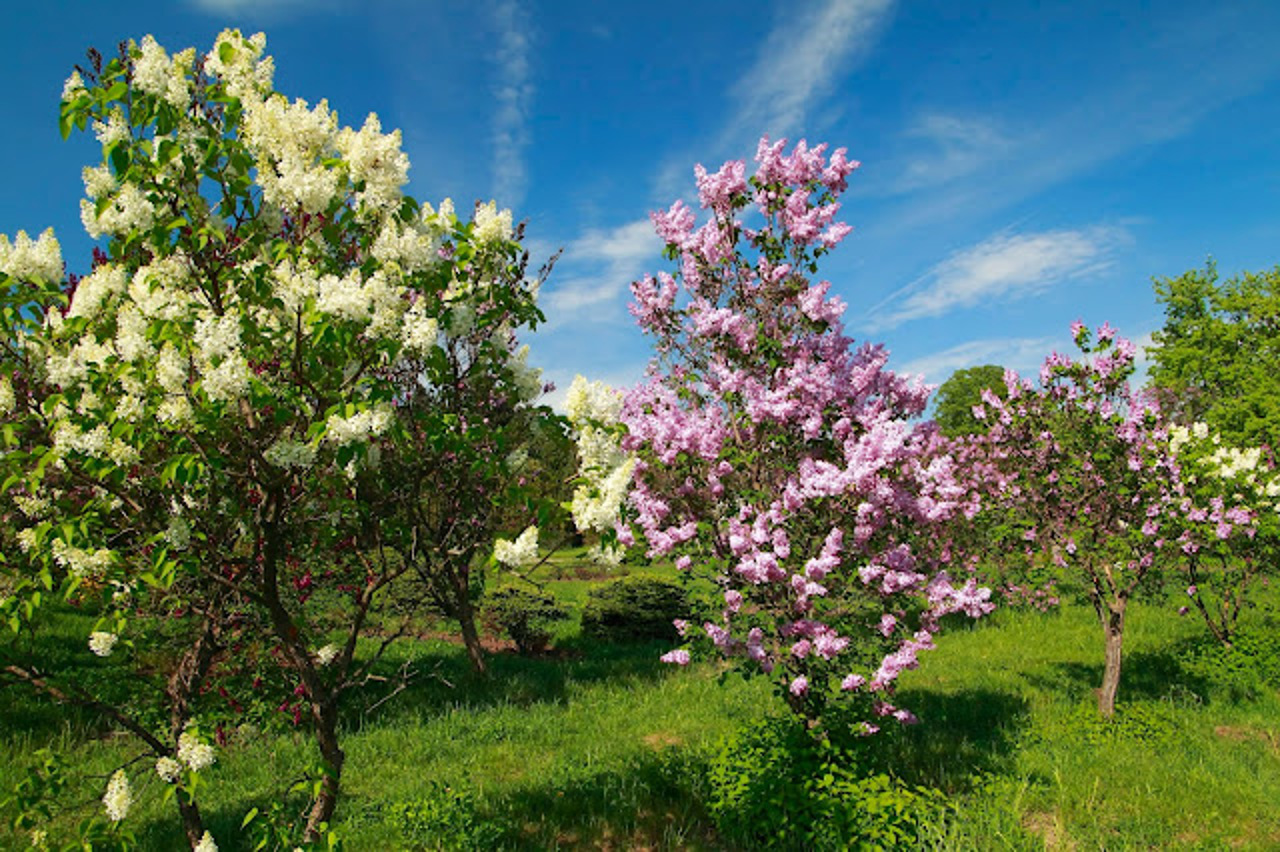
614, 137, 992, 732
0, 30, 549, 844
968, 322, 1256, 716
1166, 422, 1278, 644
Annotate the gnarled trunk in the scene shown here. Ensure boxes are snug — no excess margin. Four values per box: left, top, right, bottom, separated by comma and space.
305, 699, 345, 839
1097, 599, 1126, 718
168, 609, 222, 847
455, 580, 487, 676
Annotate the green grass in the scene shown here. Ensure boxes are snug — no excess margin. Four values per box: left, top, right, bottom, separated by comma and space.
5, 559, 1280, 849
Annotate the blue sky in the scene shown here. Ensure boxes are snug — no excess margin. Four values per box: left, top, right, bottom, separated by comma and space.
4, 0, 1279, 408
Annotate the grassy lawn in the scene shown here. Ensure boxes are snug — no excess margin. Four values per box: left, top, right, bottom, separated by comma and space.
4, 556, 1280, 849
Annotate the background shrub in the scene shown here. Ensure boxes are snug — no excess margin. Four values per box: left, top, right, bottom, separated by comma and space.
482, 587, 568, 655
580, 576, 691, 643
706, 716, 943, 850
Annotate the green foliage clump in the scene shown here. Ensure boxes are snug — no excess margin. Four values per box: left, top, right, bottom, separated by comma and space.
706, 716, 943, 850
386, 781, 502, 851
933, 364, 1008, 437
482, 586, 568, 655
1178, 615, 1280, 701
1148, 260, 1280, 447
580, 576, 691, 643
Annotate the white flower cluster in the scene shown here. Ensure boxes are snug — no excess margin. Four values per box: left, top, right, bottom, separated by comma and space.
203, 30, 274, 102
177, 729, 216, 771
315, 643, 340, 666
1167, 422, 1212, 455
588, 541, 624, 566
43, 334, 113, 388
565, 374, 623, 424
192, 312, 251, 403
51, 419, 138, 467
565, 376, 635, 534
325, 404, 394, 447
51, 539, 114, 579
571, 458, 636, 534
0, 374, 14, 415
130, 254, 194, 321
506, 345, 543, 402
336, 114, 410, 211
67, 263, 127, 320
194, 831, 219, 852
264, 438, 317, 469
131, 35, 194, 110
155, 755, 183, 783
494, 525, 539, 567
400, 306, 440, 356
165, 514, 192, 551
80, 182, 156, 240
371, 214, 442, 273
92, 109, 129, 147
63, 70, 87, 102
1169, 422, 1280, 512
12, 493, 49, 520
474, 201, 514, 245
88, 631, 118, 657
102, 770, 132, 822
244, 93, 341, 214
0, 228, 63, 284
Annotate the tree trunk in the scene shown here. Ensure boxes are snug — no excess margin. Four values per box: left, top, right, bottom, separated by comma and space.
175, 789, 205, 849
456, 588, 488, 676
1097, 599, 1126, 718
305, 700, 345, 840
167, 610, 222, 847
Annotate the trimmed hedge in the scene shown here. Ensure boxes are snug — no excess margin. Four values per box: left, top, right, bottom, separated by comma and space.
483, 586, 569, 655
580, 575, 691, 643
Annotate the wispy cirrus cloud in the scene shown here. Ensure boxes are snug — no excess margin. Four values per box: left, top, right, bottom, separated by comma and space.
891, 113, 1014, 193
542, 218, 661, 319
869, 225, 1128, 330
655, 0, 896, 200
188, 0, 325, 16
896, 336, 1059, 385
727, 0, 895, 141
488, 0, 534, 208
870, 8, 1280, 237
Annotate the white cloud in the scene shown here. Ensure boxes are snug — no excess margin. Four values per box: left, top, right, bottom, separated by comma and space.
896, 336, 1059, 386
870, 225, 1127, 329
729, 0, 894, 140
188, 0, 317, 15
869, 9, 1280, 238
655, 0, 895, 201
542, 218, 661, 319
489, 0, 534, 208
892, 113, 1014, 192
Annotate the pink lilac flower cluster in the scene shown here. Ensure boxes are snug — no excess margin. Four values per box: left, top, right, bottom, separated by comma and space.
621, 136, 993, 729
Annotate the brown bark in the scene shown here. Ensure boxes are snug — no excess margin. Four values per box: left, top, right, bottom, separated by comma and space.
455, 579, 488, 676
166, 611, 223, 848
304, 699, 345, 837
1098, 599, 1126, 718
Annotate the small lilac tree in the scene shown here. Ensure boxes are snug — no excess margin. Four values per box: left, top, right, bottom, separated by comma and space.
617, 137, 992, 735
970, 323, 1252, 716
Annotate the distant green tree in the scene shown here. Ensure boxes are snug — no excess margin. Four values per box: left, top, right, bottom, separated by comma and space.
1148, 261, 1280, 448
933, 364, 1008, 437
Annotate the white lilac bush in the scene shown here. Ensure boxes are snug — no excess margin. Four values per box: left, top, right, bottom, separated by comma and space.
0, 30, 549, 845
